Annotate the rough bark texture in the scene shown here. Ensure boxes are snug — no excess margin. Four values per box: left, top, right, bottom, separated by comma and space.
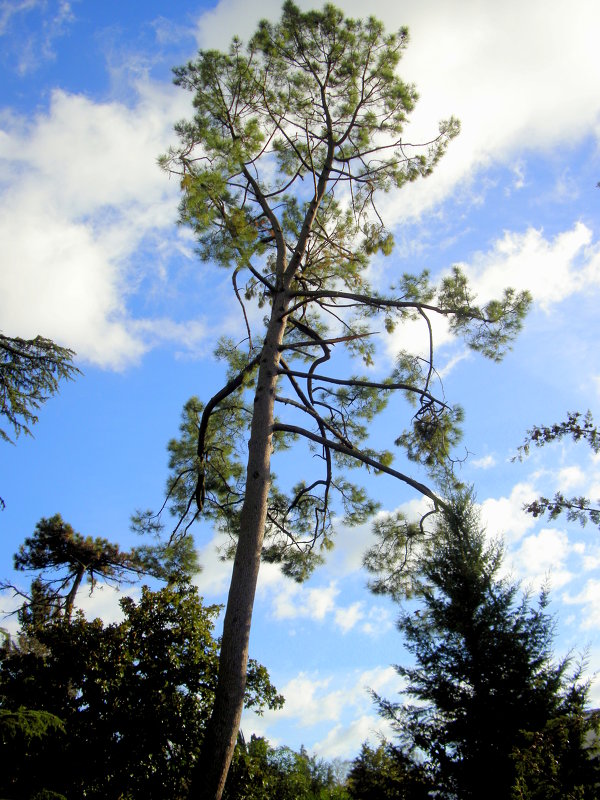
194, 295, 289, 799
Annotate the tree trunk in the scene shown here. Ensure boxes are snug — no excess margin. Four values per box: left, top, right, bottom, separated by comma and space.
192, 291, 289, 800
64, 565, 85, 621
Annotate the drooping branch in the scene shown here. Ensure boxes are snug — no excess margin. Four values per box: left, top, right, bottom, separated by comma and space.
273, 422, 447, 510
195, 355, 261, 492
0, 333, 80, 444
276, 366, 449, 409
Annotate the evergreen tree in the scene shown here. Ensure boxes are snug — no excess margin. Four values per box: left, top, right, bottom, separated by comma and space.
6, 513, 199, 621
11, 514, 147, 620
0, 333, 78, 445
156, 3, 531, 793
0, 333, 79, 507
368, 497, 599, 799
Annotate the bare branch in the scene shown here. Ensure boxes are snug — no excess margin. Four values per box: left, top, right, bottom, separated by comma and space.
272, 422, 447, 509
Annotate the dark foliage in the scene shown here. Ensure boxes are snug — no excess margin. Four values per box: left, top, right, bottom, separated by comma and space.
0, 584, 282, 800
368, 496, 599, 799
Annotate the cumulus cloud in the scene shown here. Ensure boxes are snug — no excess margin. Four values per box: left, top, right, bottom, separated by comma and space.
193, 527, 395, 635
479, 482, 538, 543
382, 222, 600, 368
195, 0, 600, 220
75, 582, 140, 624
192, 532, 233, 597
557, 466, 586, 492
314, 714, 392, 759
360, 605, 395, 637
334, 602, 365, 633
471, 454, 497, 470
0, 83, 206, 369
579, 543, 600, 573
242, 664, 404, 757
270, 581, 340, 623
463, 224, 600, 311
266, 672, 345, 726
508, 528, 573, 590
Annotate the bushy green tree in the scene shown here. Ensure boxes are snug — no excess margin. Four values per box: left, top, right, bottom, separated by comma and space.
0, 584, 282, 800
346, 741, 430, 799
367, 496, 599, 799
511, 711, 600, 800
155, 3, 530, 794
225, 734, 349, 800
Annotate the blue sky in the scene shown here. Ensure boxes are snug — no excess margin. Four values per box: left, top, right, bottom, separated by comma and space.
1, 0, 600, 759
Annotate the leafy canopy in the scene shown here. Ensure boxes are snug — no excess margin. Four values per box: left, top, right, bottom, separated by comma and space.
0, 584, 283, 800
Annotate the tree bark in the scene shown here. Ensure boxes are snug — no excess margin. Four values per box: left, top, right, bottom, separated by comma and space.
64, 565, 85, 622
192, 291, 289, 800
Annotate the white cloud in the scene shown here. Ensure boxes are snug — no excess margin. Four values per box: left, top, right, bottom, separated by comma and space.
193, 533, 233, 597
269, 672, 343, 726
242, 664, 405, 757
0, 84, 202, 369
437, 349, 471, 379
581, 545, 600, 572
557, 466, 586, 492
359, 664, 403, 695
471, 454, 497, 470
0, 0, 75, 74
509, 161, 526, 193
563, 578, 600, 630
0, 590, 24, 637
271, 581, 340, 622
509, 528, 573, 590
464, 224, 600, 311
0, 1, 40, 36
325, 518, 375, 576
195, 528, 392, 634
385, 307, 454, 361
314, 714, 392, 759
334, 601, 364, 633
361, 605, 395, 637
383, 222, 600, 363
479, 482, 538, 543
75, 582, 140, 624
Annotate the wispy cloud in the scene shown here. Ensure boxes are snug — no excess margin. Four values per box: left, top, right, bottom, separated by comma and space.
0, 0, 75, 74
471, 454, 497, 470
